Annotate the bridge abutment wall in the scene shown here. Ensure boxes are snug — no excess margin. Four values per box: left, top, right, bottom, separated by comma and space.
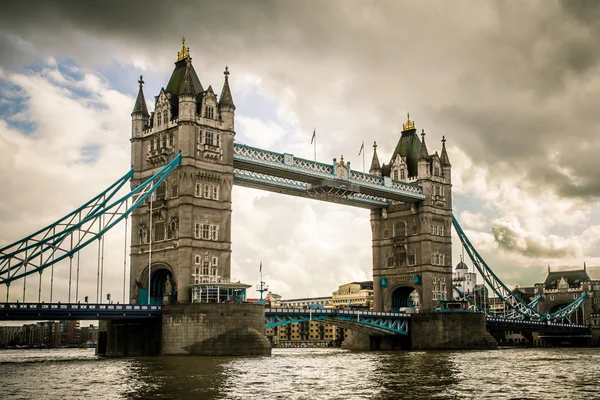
341, 330, 407, 351
98, 318, 162, 357
410, 312, 497, 350
161, 303, 271, 356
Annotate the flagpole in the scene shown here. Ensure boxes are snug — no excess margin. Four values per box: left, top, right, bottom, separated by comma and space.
314, 128, 316, 162
362, 140, 365, 172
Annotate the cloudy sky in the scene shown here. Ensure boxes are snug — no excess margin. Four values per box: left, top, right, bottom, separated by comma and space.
1, 0, 599, 305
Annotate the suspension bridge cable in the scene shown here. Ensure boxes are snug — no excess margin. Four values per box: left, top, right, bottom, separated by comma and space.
76, 214, 81, 303
100, 213, 106, 303
123, 198, 128, 304
148, 186, 153, 305
50, 226, 55, 303
0, 153, 180, 304
68, 232, 73, 303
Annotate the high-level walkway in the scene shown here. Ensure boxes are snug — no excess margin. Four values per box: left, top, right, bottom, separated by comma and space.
233, 143, 425, 208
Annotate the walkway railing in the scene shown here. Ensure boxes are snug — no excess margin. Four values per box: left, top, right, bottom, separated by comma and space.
0, 302, 162, 320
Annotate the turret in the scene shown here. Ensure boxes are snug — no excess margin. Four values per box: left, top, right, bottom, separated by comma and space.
178, 58, 197, 122
417, 129, 430, 178
131, 75, 149, 137
369, 141, 382, 176
440, 136, 451, 182
218, 66, 235, 131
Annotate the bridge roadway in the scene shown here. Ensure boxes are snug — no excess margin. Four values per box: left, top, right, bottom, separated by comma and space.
232, 143, 426, 208
0, 303, 590, 336
0, 302, 161, 320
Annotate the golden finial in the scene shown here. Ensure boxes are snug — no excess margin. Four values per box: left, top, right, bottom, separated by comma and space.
402, 112, 415, 131
177, 36, 190, 61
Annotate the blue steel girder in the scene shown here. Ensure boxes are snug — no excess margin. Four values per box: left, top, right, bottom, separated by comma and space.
452, 215, 543, 319
265, 314, 330, 328
547, 292, 588, 322
234, 168, 389, 209
265, 308, 410, 335
233, 143, 425, 204
0, 153, 182, 286
453, 214, 589, 323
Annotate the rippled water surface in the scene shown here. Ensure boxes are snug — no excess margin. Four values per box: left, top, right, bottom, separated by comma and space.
1, 347, 600, 399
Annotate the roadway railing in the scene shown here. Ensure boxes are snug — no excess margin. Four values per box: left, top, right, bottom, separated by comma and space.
0, 302, 162, 320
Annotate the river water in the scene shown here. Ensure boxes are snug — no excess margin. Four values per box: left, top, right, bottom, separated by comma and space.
1, 347, 599, 399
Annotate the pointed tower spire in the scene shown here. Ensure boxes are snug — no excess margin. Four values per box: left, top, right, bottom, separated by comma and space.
131, 75, 149, 117
179, 59, 196, 96
218, 66, 236, 110
369, 141, 382, 175
419, 129, 429, 160
440, 135, 451, 166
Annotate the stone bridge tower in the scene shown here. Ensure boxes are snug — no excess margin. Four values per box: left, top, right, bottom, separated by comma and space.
129, 39, 235, 304
370, 114, 452, 313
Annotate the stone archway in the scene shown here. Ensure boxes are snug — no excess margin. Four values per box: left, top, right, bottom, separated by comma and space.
137, 263, 177, 305
389, 285, 420, 313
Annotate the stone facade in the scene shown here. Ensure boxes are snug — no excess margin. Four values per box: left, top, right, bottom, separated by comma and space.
129, 41, 236, 304
411, 313, 497, 350
371, 115, 453, 313
161, 303, 270, 356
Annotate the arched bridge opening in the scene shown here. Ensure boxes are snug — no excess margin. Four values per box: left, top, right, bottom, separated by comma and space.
390, 285, 420, 313
137, 264, 177, 305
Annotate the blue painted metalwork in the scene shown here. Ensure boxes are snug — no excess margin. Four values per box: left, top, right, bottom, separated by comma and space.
232, 143, 426, 205
0, 154, 181, 286
452, 215, 542, 319
265, 308, 410, 335
486, 316, 589, 333
547, 291, 588, 322
233, 168, 389, 208
453, 214, 588, 323
0, 302, 161, 320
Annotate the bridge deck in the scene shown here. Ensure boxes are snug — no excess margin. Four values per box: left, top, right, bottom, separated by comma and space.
0, 303, 162, 320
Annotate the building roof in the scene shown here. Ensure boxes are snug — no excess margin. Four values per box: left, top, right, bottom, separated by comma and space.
166, 58, 204, 96
456, 261, 468, 270
349, 281, 373, 290
389, 128, 421, 178
178, 59, 196, 96
543, 269, 590, 289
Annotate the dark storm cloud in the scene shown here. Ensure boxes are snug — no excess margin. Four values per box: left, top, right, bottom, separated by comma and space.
492, 222, 574, 258
3, 0, 600, 200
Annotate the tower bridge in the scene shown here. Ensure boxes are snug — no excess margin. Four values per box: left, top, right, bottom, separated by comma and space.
1, 38, 598, 355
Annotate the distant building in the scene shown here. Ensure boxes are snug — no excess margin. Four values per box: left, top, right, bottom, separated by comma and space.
330, 281, 373, 309
453, 259, 477, 296
279, 296, 331, 308
266, 281, 376, 346
265, 292, 282, 308
0, 321, 95, 348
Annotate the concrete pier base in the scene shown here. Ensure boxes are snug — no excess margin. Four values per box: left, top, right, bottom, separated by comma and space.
99, 303, 271, 357
341, 330, 407, 351
161, 303, 271, 356
97, 318, 162, 357
410, 312, 497, 350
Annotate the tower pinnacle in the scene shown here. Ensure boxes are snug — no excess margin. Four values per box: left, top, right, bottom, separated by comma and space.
418, 129, 429, 159
177, 36, 190, 61
440, 135, 451, 166
218, 66, 235, 110
402, 112, 415, 131
131, 75, 149, 117
369, 141, 382, 175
